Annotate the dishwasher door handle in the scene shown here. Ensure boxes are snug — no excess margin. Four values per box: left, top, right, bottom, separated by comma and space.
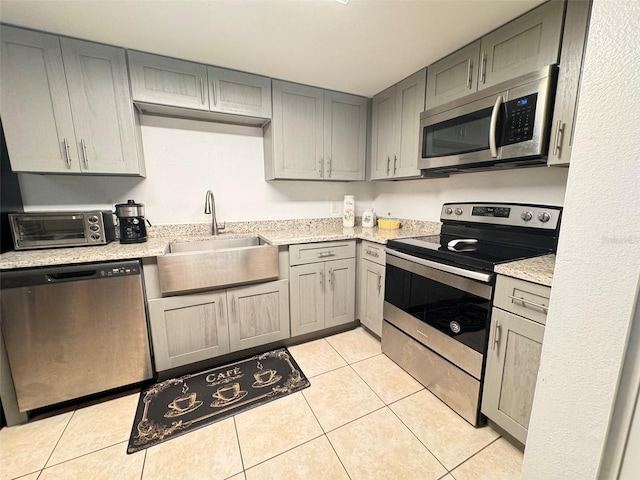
47, 270, 98, 282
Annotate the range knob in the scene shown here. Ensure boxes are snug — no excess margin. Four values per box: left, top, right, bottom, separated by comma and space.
444, 207, 453, 215
454, 208, 464, 216
538, 212, 551, 223
521, 211, 533, 222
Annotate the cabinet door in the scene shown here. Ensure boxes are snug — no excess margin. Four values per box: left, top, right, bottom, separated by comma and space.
128, 51, 208, 110
393, 69, 426, 179
370, 85, 396, 180
359, 259, 385, 336
425, 41, 480, 109
270, 80, 324, 179
61, 39, 142, 175
547, 0, 592, 166
479, 0, 564, 90
482, 308, 545, 445
207, 66, 271, 118
0, 26, 80, 173
289, 263, 325, 336
323, 91, 367, 180
227, 279, 290, 352
325, 258, 356, 328
148, 292, 230, 372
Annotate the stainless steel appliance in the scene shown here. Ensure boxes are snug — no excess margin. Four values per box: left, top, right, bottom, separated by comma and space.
382, 202, 562, 426
418, 65, 558, 176
8, 211, 115, 250
0, 260, 153, 412
115, 199, 148, 244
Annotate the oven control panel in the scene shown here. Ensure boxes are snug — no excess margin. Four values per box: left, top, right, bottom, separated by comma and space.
441, 203, 562, 230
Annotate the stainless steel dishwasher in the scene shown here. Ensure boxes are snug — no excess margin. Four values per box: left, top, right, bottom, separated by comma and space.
0, 260, 153, 412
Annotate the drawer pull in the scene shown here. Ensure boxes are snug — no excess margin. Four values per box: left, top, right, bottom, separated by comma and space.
508, 294, 548, 314
365, 249, 379, 258
493, 322, 502, 350
317, 251, 335, 258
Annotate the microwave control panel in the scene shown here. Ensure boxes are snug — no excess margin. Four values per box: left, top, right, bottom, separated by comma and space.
502, 93, 537, 146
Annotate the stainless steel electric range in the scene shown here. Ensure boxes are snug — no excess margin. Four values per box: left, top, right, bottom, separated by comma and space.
381, 202, 562, 426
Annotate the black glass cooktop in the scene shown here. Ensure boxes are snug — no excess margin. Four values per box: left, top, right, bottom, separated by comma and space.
386, 234, 551, 271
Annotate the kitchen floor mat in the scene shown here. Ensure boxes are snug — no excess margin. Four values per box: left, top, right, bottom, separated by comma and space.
127, 347, 309, 453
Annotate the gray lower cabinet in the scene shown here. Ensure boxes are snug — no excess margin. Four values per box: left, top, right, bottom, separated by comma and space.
227, 279, 290, 351
426, 0, 564, 109
0, 26, 144, 175
370, 69, 425, 180
148, 279, 290, 372
289, 240, 356, 336
358, 240, 386, 336
128, 51, 272, 119
148, 291, 230, 372
482, 275, 551, 445
264, 80, 368, 181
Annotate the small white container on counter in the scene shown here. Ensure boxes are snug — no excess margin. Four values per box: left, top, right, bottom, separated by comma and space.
362, 209, 376, 228
343, 195, 355, 228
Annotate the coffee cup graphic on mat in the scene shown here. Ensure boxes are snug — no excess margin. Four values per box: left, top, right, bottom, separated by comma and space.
213, 382, 241, 402
253, 369, 277, 385
169, 392, 197, 412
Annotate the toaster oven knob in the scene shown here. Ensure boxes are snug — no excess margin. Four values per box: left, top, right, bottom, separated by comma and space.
90, 233, 101, 241
521, 211, 533, 221
538, 212, 551, 223
444, 207, 453, 215
88, 215, 99, 223
454, 208, 463, 216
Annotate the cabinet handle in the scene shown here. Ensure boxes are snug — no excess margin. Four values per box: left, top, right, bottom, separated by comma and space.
507, 294, 549, 313
386, 156, 391, 176
365, 249, 379, 258
377, 273, 382, 293
63, 138, 72, 167
317, 251, 335, 258
318, 158, 323, 177
480, 51, 487, 84
80, 139, 89, 168
328, 268, 333, 286
466, 59, 473, 89
211, 79, 217, 106
327, 157, 331, 178
552, 120, 564, 157
393, 155, 398, 175
200, 78, 205, 105
319, 270, 324, 290
492, 322, 501, 350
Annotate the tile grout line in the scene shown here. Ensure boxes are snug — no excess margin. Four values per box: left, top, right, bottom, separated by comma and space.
40, 405, 77, 472
231, 416, 247, 477
139, 448, 147, 480
445, 435, 504, 475
323, 433, 353, 480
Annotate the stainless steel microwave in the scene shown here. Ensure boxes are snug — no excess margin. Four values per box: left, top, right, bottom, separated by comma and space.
9, 211, 116, 250
418, 65, 558, 175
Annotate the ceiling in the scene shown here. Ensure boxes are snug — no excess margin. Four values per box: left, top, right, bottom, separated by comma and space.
0, 0, 546, 97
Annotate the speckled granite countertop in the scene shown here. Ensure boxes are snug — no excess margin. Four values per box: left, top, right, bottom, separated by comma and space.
494, 254, 556, 287
0, 218, 441, 270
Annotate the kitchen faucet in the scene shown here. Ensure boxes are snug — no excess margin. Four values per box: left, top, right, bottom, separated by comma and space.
204, 190, 224, 235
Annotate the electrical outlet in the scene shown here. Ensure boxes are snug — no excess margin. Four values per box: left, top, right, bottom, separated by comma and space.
331, 201, 340, 214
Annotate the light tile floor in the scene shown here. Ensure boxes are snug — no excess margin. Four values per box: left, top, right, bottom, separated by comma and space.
0, 327, 524, 480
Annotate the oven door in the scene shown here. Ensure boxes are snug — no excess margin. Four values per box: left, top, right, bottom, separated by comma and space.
383, 250, 493, 379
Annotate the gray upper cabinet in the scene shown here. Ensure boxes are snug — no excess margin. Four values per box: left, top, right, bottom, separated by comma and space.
323, 91, 368, 181
426, 0, 564, 109
128, 51, 272, 121
0, 26, 144, 175
207, 66, 271, 118
265, 80, 367, 181
426, 42, 480, 110
479, 0, 564, 90
547, 0, 592, 166
1, 26, 80, 173
61, 38, 143, 175
370, 69, 425, 180
128, 51, 209, 110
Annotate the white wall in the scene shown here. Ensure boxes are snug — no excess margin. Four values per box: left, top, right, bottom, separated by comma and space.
373, 166, 568, 220
522, 1, 640, 478
17, 115, 375, 224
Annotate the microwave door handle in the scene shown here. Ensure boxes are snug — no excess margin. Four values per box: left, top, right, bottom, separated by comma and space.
489, 95, 504, 158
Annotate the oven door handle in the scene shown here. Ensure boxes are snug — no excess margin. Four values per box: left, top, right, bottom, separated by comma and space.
384, 249, 493, 283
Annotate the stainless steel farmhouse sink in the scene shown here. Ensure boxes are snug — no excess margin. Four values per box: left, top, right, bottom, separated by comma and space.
157, 236, 279, 295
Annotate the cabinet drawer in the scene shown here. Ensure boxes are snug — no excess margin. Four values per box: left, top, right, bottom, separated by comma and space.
289, 240, 355, 266
361, 240, 386, 266
494, 275, 551, 325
